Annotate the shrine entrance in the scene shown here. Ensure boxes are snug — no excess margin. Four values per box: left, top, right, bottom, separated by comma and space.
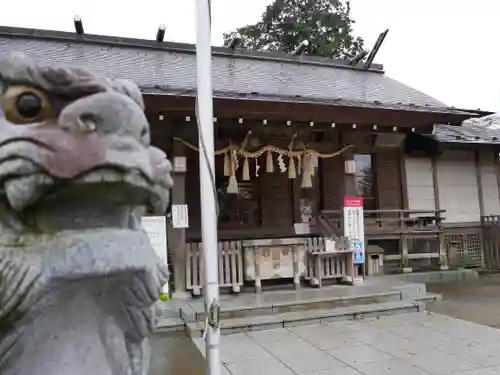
171, 121, 356, 295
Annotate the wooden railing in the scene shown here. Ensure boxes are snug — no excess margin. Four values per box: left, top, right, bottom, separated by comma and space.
303, 237, 353, 287
184, 236, 355, 294
315, 211, 342, 238
185, 240, 244, 295
320, 209, 446, 235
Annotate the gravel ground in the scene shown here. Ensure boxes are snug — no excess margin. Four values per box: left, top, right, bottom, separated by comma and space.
427, 273, 500, 328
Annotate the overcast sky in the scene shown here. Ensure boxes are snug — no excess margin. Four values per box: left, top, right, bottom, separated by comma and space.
0, 0, 498, 111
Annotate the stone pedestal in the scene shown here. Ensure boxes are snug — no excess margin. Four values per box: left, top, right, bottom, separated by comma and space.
0, 54, 173, 375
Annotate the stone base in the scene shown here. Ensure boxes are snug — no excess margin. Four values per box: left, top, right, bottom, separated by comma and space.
353, 276, 364, 285
171, 291, 192, 300
403, 267, 413, 273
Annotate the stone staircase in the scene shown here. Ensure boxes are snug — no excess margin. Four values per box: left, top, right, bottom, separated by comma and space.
186, 296, 424, 337
154, 271, 488, 337
171, 279, 440, 337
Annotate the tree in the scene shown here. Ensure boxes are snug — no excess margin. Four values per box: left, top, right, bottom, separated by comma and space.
223, 0, 365, 59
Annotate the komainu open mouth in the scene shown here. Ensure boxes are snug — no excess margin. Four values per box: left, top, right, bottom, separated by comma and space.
0, 53, 173, 216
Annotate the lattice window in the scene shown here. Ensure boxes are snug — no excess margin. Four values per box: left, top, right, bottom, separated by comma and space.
466, 233, 482, 262
445, 234, 464, 260
444, 232, 483, 267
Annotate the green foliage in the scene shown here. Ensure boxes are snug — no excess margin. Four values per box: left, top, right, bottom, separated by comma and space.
223, 0, 365, 59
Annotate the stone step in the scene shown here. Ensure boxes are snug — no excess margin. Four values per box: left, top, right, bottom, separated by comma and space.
193, 290, 405, 322
415, 292, 442, 303
155, 317, 185, 332
187, 300, 423, 337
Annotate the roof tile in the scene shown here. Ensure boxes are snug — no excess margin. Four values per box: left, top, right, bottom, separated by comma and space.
0, 34, 446, 108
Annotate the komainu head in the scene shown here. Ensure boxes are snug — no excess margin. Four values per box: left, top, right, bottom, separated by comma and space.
0, 53, 172, 217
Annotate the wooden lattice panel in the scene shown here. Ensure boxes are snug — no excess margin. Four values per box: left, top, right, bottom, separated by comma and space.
444, 231, 483, 267
185, 241, 244, 294
466, 233, 482, 263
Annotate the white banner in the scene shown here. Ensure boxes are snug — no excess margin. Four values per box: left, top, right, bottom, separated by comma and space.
172, 204, 189, 229
142, 216, 168, 265
343, 197, 365, 265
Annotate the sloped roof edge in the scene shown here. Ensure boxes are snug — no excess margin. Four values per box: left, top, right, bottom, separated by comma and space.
0, 26, 458, 111
142, 85, 476, 116
0, 26, 385, 72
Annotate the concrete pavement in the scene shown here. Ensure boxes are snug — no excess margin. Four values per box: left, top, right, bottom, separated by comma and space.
193, 312, 500, 375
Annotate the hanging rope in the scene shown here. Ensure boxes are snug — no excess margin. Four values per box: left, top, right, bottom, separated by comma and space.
173, 137, 353, 159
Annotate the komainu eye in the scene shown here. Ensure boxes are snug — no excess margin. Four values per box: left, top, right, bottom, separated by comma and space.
2, 86, 52, 124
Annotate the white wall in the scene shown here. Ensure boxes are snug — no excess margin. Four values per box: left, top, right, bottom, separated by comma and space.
479, 151, 500, 216
436, 150, 481, 223
405, 157, 436, 212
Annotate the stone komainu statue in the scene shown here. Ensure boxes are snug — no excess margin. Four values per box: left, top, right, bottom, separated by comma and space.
0, 53, 172, 375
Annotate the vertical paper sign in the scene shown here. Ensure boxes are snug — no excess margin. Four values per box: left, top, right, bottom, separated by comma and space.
142, 216, 169, 298
142, 216, 168, 265
343, 197, 365, 265
172, 204, 189, 229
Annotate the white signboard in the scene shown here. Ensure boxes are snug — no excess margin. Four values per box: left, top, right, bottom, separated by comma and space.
325, 238, 336, 252
174, 156, 187, 173
142, 216, 168, 265
172, 204, 189, 228
343, 197, 365, 265
293, 222, 310, 235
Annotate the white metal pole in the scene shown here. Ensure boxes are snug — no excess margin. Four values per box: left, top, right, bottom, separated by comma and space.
195, 1, 221, 375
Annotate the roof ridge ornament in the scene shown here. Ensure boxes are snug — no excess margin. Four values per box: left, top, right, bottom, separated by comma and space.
73, 15, 84, 35
291, 40, 309, 56
226, 33, 241, 49
156, 24, 166, 42
363, 29, 389, 69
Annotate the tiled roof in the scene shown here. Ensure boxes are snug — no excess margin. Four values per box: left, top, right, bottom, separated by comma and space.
0, 27, 450, 111
434, 114, 500, 144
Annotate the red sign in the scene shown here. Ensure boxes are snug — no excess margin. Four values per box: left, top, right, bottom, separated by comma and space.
344, 197, 364, 208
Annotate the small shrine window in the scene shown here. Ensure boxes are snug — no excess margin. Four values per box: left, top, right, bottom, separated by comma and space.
354, 154, 376, 211
215, 155, 262, 228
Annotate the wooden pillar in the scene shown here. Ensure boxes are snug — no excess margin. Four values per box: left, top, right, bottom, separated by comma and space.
431, 156, 441, 213
342, 139, 359, 274
168, 142, 189, 297
343, 147, 357, 198
399, 153, 409, 209
474, 150, 486, 268
495, 150, 500, 206
475, 150, 485, 218
401, 235, 410, 272
432, 154, 448, 270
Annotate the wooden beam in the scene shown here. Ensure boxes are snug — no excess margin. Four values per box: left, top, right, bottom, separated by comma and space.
399, 153, 409, 210
144, 95, 468, 127
168, 141, 189, 295
475, 150, 485, 218
431, 155, 440, 212
495, 151, 500, 213
363, 29, 389, 69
